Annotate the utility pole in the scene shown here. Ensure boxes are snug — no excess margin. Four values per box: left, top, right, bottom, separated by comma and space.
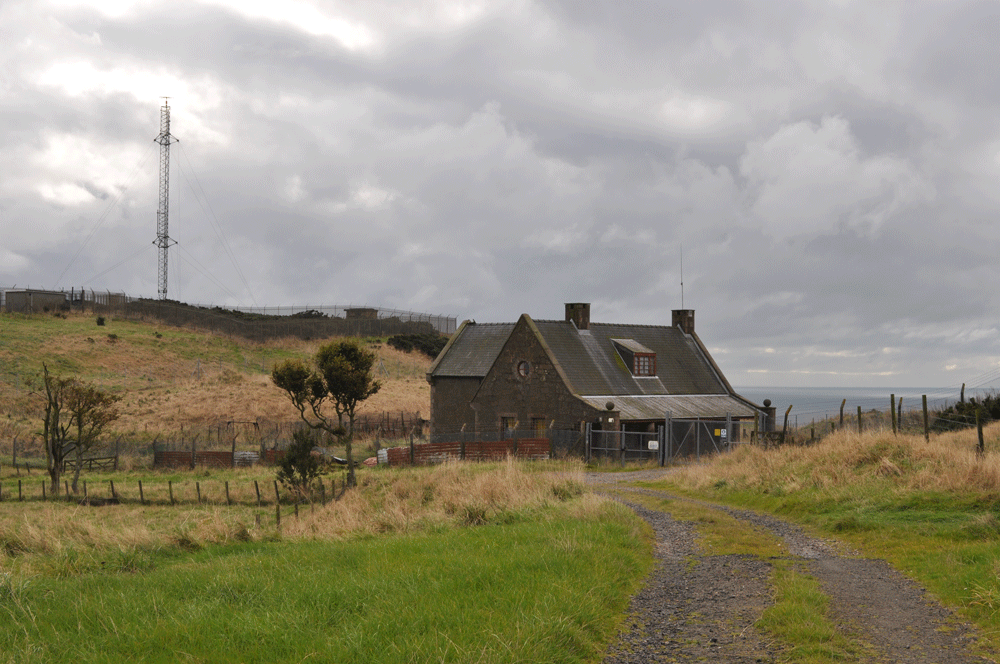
153, 98, 178, 300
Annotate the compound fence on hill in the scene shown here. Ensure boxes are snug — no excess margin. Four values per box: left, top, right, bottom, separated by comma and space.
0, 287, 457, 339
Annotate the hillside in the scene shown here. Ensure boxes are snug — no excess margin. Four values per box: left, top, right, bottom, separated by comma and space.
0, 311, 433, 444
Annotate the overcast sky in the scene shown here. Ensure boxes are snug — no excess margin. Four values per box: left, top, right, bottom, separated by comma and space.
4, 0, 1000, 389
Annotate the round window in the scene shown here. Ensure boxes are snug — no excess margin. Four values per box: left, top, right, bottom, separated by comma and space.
517, 360, 531, 377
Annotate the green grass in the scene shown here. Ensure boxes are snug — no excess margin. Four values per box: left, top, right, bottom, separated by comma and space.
757, 563, 864, 664
0, 502, 648, 663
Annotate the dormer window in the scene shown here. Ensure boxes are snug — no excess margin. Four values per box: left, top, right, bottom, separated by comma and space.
611, 339, 657, 377
635, 353, 655, 376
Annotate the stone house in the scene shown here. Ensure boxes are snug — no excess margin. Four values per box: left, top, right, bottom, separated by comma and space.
426, 303, 763, 448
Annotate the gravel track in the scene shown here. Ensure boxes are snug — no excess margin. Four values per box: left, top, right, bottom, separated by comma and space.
587, 470, 994, 663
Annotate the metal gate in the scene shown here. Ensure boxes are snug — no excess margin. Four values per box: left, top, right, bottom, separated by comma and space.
586, 412, 747, 465
587, 426, 664, 465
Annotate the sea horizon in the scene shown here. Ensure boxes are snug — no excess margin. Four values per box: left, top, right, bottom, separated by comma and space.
730, 385, 984, 426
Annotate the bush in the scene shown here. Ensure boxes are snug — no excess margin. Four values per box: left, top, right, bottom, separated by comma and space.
932, 390, 1000, 432
387, 333, 449, 359
277, 429, 328, 501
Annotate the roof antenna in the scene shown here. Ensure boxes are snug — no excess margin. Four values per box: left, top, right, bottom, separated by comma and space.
680, 244, 684, 309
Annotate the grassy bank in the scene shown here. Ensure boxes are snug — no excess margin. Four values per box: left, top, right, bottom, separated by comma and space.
0, 310, 432, 445
0, 460, 652, 663
643, 423, 1000, 651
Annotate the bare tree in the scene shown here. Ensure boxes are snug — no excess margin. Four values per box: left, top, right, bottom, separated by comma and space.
41, 364, 121, 494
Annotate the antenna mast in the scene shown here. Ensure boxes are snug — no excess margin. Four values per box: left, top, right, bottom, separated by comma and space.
680, 245, 684, 309
153, 98, 178, 300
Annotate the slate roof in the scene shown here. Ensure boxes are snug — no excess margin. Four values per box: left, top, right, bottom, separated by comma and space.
579, 395, 758, 420
428, 322, 515, 377
531, 320, 727, 397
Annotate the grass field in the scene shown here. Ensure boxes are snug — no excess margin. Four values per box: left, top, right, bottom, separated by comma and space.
0, 310, 433, 448
0, 460, 652, 663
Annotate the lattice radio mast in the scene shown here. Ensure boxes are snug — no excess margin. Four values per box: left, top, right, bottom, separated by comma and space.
153, 98, 178, 300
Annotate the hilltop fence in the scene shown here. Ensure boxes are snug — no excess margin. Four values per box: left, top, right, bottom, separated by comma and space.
0, 287, 457, 340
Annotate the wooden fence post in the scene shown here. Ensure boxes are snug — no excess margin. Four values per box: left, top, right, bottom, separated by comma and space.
780, 405, 792, 445
18, 479, 23, 501
410, 433, 415, 465
139, 480, 145, 505
977, 409, 985, 457
840, 399, 846, 429
109, 480, 116, 500
857, 406, 863, 434
890, 394, 897, 435
42, 481, 46, 501
225, 481, 231, 506
169, 480, 174, 505
923, 395, 930, 442
196, 482, 201, 504
273, 480, 280, 505
255, 480, 261, 507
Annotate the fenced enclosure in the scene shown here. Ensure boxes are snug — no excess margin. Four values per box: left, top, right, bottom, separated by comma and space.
587, 415, 754, 465
429, 428, 585, 457
381, 437, 554, 466
0, 287, 457, 339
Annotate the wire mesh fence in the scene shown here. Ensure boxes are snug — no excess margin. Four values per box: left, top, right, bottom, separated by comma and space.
0, 287, 457, 339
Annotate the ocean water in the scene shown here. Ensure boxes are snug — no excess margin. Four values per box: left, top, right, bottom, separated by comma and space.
732, 386, 970, 426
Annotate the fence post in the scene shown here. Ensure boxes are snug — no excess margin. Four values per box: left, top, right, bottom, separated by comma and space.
18, 479, 22, 501
169, 480, 174, 505
585, 422, 592, 464
890, 394, 897, 435
225, 481, 231, 505
857, 406, 863, 434
923, 395, 930, 442
196, 482, 201, 504
273, 480, 280, 505
409, 433, 415, 465
780, 406, 792, 446
110, 480, 116, 500
255, 480, 261, 507
977, 409, 985, 457
840, 399, 846, 429
139, 480, 145, 505
64, 481, 69, 499
42, 481, 46, 501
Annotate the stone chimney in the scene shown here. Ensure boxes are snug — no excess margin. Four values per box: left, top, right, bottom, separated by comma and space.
672, 309, 694, 335
565, 303, 590, 330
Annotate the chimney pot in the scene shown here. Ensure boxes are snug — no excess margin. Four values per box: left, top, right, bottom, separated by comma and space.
672, 309, 695, 335
565, 303, 590, 330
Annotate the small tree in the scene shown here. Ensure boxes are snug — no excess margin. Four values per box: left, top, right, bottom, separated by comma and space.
66, 382, 121, 493
272, 339, 381, 488
40, 364, 120, 494
276, 428, 327, 501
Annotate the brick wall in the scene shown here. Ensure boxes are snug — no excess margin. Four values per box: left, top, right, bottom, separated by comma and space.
382, 438, 551, 466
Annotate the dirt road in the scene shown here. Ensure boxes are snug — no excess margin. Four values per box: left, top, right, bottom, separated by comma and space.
587, 471, 993, 663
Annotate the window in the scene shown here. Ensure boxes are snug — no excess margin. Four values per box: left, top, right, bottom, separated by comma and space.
517, 360, 531, 378
501, 416, 516, 439
634, 353, 655, 376
531, 417, 546, 437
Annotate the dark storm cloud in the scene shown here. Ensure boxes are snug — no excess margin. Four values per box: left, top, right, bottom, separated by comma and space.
5, 0, 1000, 386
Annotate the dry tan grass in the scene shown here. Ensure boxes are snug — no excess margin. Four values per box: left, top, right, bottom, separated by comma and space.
2, 316, 433, 443
0, 460, 590, 575
668, 423, 1000, 495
